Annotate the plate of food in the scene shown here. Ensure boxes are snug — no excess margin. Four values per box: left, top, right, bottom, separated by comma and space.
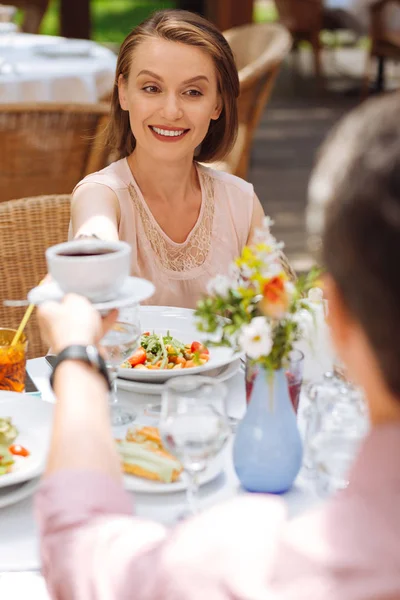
117, 426, 224, 494
117, 359, 242, 395
0, 392, 53, 488
118, 306, 240, 384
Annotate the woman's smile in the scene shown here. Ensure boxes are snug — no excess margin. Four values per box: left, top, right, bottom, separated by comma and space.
149, 125, 190, 142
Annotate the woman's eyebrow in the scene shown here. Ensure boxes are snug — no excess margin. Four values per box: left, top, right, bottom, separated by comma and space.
136, 70, 209, 85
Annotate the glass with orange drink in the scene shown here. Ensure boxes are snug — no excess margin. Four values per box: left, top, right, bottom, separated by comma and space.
0, 329, 27, 392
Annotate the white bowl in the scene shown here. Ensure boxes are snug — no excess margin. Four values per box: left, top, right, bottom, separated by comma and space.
46, 239, 131, 302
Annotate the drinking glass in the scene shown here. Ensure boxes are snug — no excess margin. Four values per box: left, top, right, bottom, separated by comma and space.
160, 376, 230, 517
101, 320, 140, 427
285, 349, 305, 413
303, 372, 369, 492
0, 328, 27, 392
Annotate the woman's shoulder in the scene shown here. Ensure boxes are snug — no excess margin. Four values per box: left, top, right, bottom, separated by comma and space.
74, 158, 131, 193
197, 163, 255, 200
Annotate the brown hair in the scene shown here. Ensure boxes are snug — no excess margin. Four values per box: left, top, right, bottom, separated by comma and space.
106, 9, 239, 162
307, 93, 400, 397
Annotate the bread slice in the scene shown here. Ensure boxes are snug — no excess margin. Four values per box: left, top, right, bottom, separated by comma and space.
117, 428, 183, 484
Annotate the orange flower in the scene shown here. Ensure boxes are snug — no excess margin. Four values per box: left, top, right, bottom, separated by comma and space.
259, 276, 289, 319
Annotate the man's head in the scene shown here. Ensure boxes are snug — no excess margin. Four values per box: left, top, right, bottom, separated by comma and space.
308, 94, 400, 410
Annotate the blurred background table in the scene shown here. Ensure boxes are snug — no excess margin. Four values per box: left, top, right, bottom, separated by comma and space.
0, 33, 116, 103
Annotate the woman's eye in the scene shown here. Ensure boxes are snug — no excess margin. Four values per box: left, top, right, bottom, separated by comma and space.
142, 85, 160, 94
184, 89, 203, 97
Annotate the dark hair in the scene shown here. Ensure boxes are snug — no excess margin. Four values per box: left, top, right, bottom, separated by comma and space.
106, 9, 239, 162
307, 93, 400, 397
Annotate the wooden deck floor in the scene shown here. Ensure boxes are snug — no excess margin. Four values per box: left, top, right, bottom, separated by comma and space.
248, 50, 365, 271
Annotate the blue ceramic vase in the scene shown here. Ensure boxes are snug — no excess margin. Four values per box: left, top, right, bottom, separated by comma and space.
233, 366, 303, 493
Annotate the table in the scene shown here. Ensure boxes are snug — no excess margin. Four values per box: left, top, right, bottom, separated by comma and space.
0, 33, 116, 103
0, 357, 320, 597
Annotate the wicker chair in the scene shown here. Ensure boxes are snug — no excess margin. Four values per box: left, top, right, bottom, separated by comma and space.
207, 23, 291, 179
364, 0, 400, 94
0, 194, 71, 358
0, 103, 110, 204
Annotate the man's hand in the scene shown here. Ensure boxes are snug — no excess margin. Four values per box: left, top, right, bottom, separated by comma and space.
37, 294, 118, 355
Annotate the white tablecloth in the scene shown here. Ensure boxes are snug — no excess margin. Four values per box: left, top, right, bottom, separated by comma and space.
0, 33, 116, 103
0, 358, 320, 597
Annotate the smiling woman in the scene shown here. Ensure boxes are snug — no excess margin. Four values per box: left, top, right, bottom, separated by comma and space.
70, 9, 268, 308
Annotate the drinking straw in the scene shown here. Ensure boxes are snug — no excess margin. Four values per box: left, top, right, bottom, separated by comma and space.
11, 277, 47, 346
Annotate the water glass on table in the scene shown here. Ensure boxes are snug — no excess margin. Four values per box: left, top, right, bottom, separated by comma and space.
160, 376, 231, 517
101, 320, 141, 427
303, 373, 369, 493
0, 328, 27, 392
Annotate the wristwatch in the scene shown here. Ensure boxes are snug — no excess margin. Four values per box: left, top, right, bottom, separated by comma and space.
50, 344, 111, 391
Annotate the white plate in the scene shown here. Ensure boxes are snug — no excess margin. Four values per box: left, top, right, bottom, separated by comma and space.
123, 455, 224, 494
0, 392, 53, 488
118, 306, 241, 384
27, 276, 155, 311
0, 477, 39, 509
34, 41, 93, 58
117, 359, 242, 395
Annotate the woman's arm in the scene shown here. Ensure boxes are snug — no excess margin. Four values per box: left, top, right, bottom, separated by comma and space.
246, 193, 265, 245
71, 183, 121, 241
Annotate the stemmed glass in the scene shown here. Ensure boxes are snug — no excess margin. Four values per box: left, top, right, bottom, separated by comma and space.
160, 376, 230, 517
101, 318, 141, 427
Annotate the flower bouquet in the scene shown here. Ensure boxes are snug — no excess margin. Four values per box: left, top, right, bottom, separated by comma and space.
195, 218, 321, 494
195, 217, 321, 373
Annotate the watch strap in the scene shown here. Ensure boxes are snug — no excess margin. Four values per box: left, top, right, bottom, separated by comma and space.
50, 344, 111, 391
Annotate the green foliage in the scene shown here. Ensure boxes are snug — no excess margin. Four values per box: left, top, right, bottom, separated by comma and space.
26, 0, 177, 43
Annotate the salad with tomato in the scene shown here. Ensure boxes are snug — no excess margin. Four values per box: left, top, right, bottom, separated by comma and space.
121, 332, 210, 371
0, 417, 30, 476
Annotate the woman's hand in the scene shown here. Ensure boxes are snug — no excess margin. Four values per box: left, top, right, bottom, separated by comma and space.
37, 294, 118, 355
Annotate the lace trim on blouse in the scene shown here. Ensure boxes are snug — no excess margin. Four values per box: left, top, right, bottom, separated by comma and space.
128, 172, 215, 273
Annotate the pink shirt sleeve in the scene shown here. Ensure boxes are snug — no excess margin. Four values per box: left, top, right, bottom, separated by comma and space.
35, 470, 286, 600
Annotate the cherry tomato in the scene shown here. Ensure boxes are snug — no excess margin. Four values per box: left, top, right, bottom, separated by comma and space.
142, 332, 150, 337
190, 341, 209, 355
128, 347, 147, 367
9, 444, 30, 457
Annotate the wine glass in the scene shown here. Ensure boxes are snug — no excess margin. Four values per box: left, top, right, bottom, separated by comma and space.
160, 376, 230, 517
101, 319, 140, 427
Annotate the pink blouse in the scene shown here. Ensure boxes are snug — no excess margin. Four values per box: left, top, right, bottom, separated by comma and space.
36, 423, 400, 600
72, 159, 254, 309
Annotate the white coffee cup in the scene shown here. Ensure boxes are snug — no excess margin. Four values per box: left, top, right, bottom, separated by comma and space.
46, 239, 131, 301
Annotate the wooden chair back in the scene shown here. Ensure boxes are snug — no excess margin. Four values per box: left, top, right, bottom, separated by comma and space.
208, 23, 291, 179
0, 103, 110, 203
0, 194, 71, 358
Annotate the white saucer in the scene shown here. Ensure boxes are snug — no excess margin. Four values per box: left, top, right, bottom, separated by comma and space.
27, 276, 155, 310
117, 359, 242, 396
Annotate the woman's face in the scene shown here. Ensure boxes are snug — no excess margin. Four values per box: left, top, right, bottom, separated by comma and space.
118, 37, 222, 162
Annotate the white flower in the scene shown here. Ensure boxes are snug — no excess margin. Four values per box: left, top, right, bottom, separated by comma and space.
239, 316, 273, 359
308, 287, 324, 303
228, 263, 240, 281
206, 275, 232, 297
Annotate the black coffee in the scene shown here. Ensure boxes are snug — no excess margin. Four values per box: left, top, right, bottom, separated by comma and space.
57, 249, 117, 257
